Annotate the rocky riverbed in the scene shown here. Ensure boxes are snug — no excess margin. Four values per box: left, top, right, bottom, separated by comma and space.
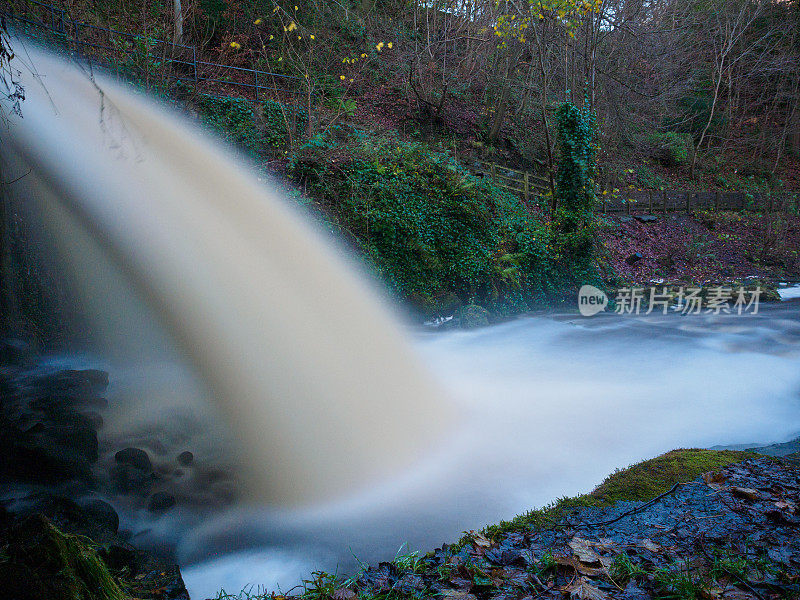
0, 340, 189, 600
3, 337, 800, 600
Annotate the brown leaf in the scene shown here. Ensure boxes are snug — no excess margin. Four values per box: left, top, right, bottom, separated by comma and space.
468, 531, 492, 548
569, 537, 602, 564
638, 539, 661, 553
565, 577, 609, 600
442, 590, 478, 600
556, 555, 605, 577
731, 487, 760, 501
702, 471, 728, 485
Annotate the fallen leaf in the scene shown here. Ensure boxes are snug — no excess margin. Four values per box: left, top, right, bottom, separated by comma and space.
565, 577, 609, 600
638, 539, 661, 553
468, 532, 492, 548
731, 487, 760, 501
556, 555, 605, 577
702, 471, 728, 484
569, 537, 602, 564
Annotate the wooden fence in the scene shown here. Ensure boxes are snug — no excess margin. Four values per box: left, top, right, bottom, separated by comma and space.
472, 161, 550, 201
472, 161, 799, 214
598, 189, 799, 214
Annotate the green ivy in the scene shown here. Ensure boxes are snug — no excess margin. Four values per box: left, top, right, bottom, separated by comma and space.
261, 99, 308, 148
553, 98, 599, 264
198, 94, 265, 155
290, 130, 584, 316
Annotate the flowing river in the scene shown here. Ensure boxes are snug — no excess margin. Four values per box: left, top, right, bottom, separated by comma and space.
181, 300, 800, 598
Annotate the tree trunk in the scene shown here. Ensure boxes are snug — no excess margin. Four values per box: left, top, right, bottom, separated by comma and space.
173, 0, 183, 45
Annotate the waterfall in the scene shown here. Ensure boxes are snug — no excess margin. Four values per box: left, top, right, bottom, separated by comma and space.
0, 40, 449, 507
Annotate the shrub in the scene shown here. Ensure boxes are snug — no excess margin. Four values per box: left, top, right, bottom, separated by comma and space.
198, 94, 264, 155
290, 130, 560, 315
648, 131, 692, 167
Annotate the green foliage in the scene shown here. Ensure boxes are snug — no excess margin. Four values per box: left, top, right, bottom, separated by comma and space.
290, 130, 569, 315
647, 131, 692, 167
611, 552, 646, 584
198, 94, 265, 155
553, 99, 599, 264
636, 165, 667, 190
261, 99, 308, 148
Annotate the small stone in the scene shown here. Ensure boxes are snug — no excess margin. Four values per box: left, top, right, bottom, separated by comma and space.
177, 451, 194, 466
114, 447, 152, 473
147, 491, 176, 513
626, 253, 643, 265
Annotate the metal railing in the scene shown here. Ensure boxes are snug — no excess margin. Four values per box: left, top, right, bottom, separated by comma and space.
2, 0, 303, 101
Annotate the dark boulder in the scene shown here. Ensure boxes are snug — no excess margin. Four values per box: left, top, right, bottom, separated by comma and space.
177, 450, 194, 466
634, 215, 658, 223
457, 304, 490, 329
8, 411, 98, 483
147, 491, 176, 513
114, 447, 152, 473
81, 499, 119, 534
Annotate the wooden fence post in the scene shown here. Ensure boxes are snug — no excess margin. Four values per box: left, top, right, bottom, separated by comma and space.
714, 191, 720, 211
663, 190, 668, 214
524, 172, 530, 202
685, 191, 691, 213
648, 191, 653, 214
490, 163, 497, 184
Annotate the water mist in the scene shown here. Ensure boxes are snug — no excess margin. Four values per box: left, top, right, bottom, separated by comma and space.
0, 39, 450, 507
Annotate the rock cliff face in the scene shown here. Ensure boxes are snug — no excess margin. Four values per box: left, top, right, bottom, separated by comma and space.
0, 339, 190, 600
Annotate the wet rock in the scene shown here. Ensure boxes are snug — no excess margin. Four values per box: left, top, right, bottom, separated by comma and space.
458, 304, 490, 329
81, 499, 119, 534
8, 411, 98, 483
109, 463, 153, 495
177, 450, 194, 466
394, 573, 425, 595
620, 216, 634, 223
84, 411, 104, 430
626, 253, 643, 265
621, 581, 651, 600
0, 338, 33, 365
147, 491, 176, 513
99, 543, 136, 570
114, 447, 152, 473
634, 215, 658, 223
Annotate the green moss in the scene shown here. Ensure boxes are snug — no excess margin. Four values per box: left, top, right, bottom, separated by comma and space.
478, 449, 754, 541
0, 516, 126, 600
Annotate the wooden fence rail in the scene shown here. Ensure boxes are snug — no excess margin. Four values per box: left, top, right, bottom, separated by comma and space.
472, 161, 549, 201
472, 161, 799, 214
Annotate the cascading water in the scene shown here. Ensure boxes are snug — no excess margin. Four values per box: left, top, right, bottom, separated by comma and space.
4, 38, 800, 600
0, 39, 450, 507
